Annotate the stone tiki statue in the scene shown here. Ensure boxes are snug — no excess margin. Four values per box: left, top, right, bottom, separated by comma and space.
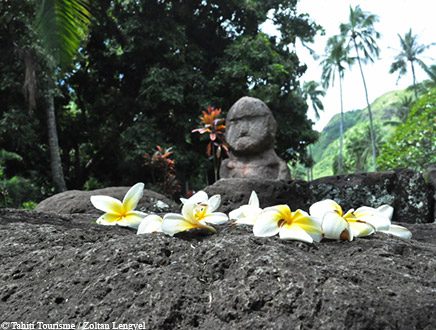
220, 96, 291, 180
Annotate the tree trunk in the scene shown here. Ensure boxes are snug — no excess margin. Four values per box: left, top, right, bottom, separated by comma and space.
353, 40, 377, 171
308, 145, 313, 181
46, 93, 67, 192
410, 60, 418, 100
338, 70, 344, 175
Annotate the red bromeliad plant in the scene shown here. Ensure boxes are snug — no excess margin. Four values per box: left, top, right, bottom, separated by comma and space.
144, 146, 180, 198
192, 106, 228, 182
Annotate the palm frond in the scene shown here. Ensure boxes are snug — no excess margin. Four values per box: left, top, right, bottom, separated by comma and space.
36, 0, 91, 70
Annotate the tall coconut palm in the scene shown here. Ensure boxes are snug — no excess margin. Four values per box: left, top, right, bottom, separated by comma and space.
23, 0, 90, 191
302, 80, 326, 119
340, 5, 380, 171
321, 35, 353, 174
301, 80, 325, 180
390, 29, 433, 99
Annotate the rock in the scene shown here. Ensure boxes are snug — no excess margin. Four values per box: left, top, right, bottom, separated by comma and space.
425, 164, 436, 221
36, 187, 179, 215
220, 96, 290, 180
205, 178, 310, 214
310, 169, 433, 223
0, 208, 435, 328
205, 169, 433, 223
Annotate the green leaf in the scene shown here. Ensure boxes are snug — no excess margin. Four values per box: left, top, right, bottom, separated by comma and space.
36, 0, 91, 70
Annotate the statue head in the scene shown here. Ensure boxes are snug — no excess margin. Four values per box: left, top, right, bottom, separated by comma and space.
225, 96, 277, 155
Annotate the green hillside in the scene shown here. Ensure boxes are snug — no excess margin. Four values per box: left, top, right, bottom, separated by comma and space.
312, 87, 415, 179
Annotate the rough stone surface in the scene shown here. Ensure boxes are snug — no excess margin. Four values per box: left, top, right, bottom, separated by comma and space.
220, 96, 290, 180
1, 208, 435, 329
36, 187, 179, 215
310, 169, 433, 223
205, 178, 311, 214
425, 165, 436, 221
206, 170, 433, 223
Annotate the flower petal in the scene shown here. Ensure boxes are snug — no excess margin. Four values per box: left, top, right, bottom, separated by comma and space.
232, 205, 262, 225
162, 214, 197, 236
291, 209, 322, 242
202, 212, 228, 225
180, 191, 208, 205
279, 223, 314, 243
96, 213, 122, 225
348, 221, 375, 237
90, 195, 124, 214
309, 199, 343, 219
248, 191, 260, 208
181, 203, 197, 223
117, 211, 146, 229
380, 225, 412, 239
376, 205, 394, 221
253, 207, 284, 237
207, 195, 221, 212
229, 208, 243, 221
162, 213, 215, 236
137, 215, 163, 234
122, 182, 145, 211
322, 211, 352, 241
354, 206, 391, 231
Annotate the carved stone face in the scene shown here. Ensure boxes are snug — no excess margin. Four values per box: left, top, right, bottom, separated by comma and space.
225, 97, 276, 155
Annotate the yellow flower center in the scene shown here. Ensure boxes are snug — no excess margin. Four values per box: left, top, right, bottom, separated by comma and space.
194, 203, 208, 220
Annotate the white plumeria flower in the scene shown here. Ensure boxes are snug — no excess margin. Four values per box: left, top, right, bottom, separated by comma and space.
137, 214, 163, 234
309, 199, 412, 240
253, 205, 322, 243
163, 193, 228, 236
179, 191, 228, 225
229, 191, 262, 225
180, 190, 208, 205
358, 205, 412, 239
162, 202, 218, 236
310, 199, 374, 241
90, 182, 147, 229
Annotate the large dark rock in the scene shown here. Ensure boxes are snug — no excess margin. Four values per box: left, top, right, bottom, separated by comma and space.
0, 208, 435, 329
205, 178, 311, 214
35, 187, 179, 215
310, 169, 433, 223
425, 165, 436, 221
206, 170, 433, 223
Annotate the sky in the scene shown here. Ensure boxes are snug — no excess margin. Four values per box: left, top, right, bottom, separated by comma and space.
266, 0, 436, 131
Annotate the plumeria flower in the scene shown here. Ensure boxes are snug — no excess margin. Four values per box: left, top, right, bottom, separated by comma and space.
90, 182, 147, 229
162, 202, 218, 236
229, 191, 262, 225
357, 205, 412, 239
309, 199, 412, 241
253, 205, 322, 243
180, 190, 208, 205
137, 214, 163, 234
179, 191, 228, 224
163, 193, 228, 236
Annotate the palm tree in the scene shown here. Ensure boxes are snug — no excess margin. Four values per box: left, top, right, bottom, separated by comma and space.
390, 29, 433, 99
424, 64, 436, 83
321, 35, 353, 174
301, 80, 325, 180
23, 0, 90, 191
301, 80, 326, 119
340, 5, 380, 171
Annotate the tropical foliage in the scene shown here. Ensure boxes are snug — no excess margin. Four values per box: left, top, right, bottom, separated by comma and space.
1, 0, 320, 205
340, 5, 381, 170
321, 35, 352, 174
390, 29, 433, 99
378, 88, 436, 172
